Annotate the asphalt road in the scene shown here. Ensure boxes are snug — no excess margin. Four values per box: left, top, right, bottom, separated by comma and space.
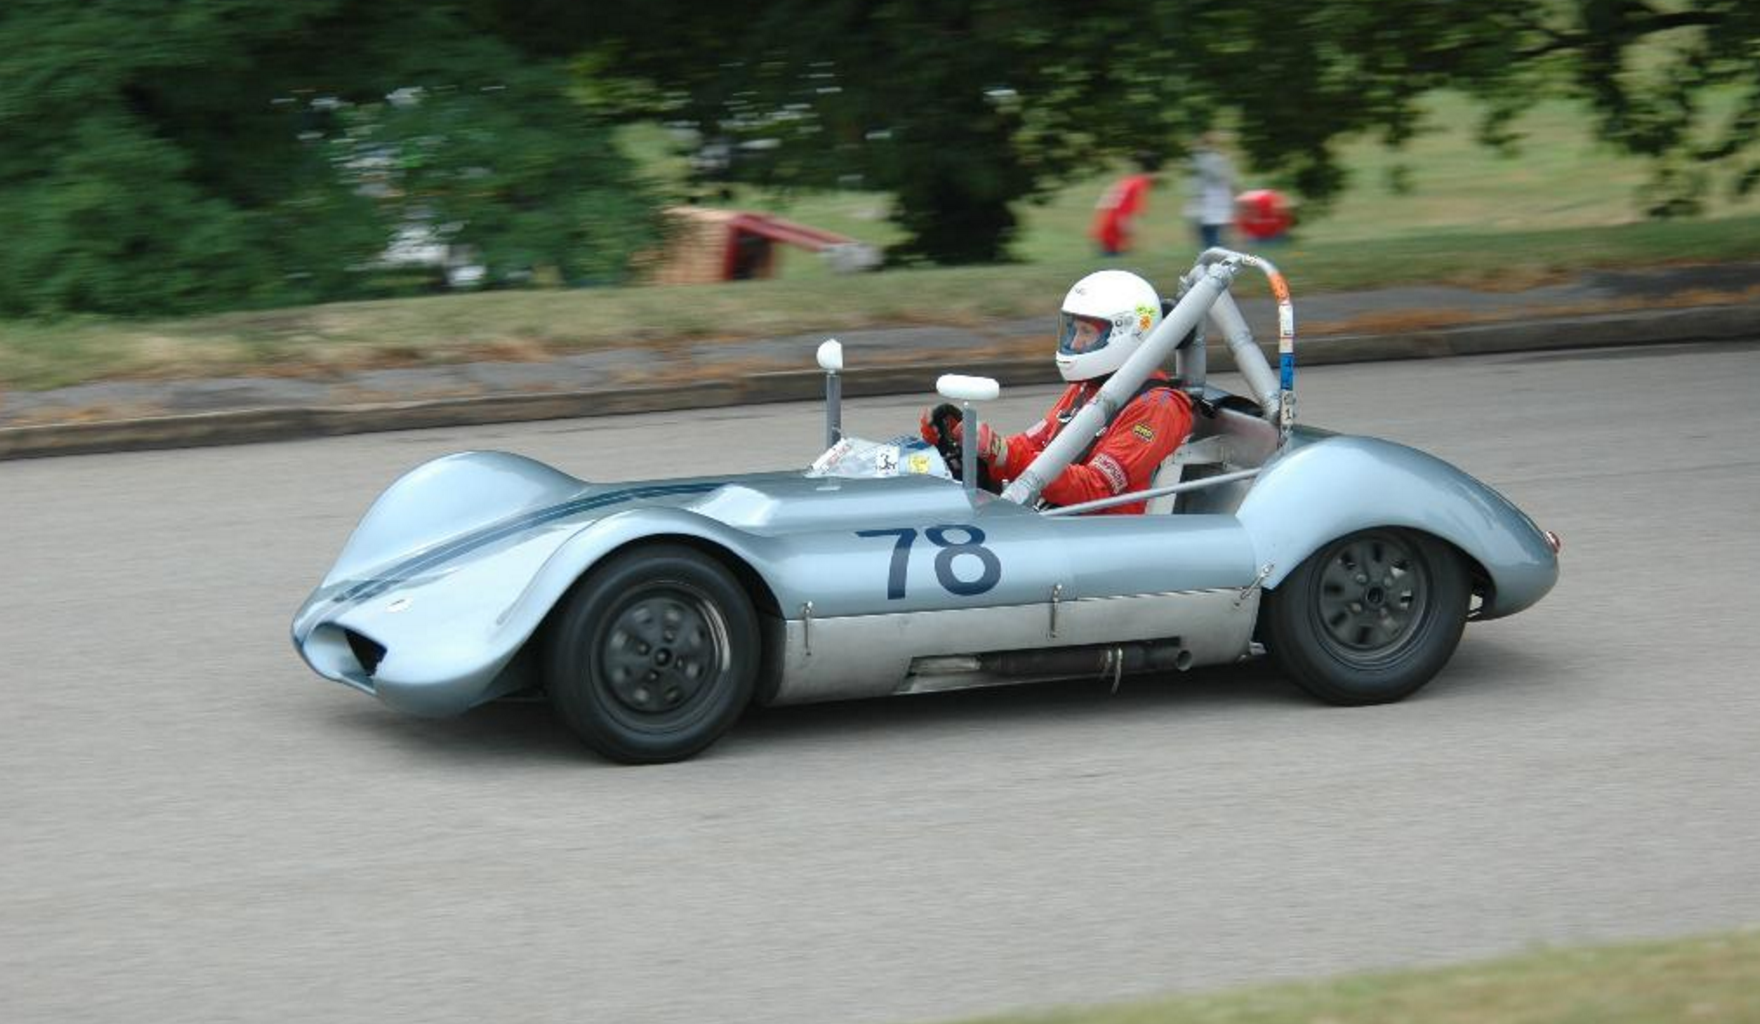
4, 342, 1758, 1024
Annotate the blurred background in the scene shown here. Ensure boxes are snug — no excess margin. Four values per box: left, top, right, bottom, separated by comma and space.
1, 0, 1757, 392
4, 6, 1760, 1024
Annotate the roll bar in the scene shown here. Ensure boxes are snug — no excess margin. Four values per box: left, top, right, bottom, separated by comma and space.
1197, 248, 1296, 440
999, 248, 1297, 508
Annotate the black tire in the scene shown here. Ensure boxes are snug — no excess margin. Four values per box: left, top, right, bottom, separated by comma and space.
545, 545, 759, 763
1262, 528, 1470, 705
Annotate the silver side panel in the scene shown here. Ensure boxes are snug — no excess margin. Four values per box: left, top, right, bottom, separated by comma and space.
769, 588, 1258, 705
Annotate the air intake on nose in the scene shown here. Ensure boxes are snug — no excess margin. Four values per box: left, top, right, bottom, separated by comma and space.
343, 630, 387, 677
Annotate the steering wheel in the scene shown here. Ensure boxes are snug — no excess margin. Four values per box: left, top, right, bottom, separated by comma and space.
929, 403, 1003, 491
930, 403, 966, 480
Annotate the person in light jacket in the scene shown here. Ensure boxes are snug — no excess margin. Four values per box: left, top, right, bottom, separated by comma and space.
1185, 132, 1236, 252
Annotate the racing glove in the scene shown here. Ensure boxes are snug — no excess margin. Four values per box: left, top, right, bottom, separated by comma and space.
919, 403, 961, 446
949, 418, 1009, 469
973, 421, 1008, 469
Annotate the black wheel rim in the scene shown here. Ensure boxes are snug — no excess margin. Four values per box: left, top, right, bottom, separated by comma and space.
596, 582, 730, 721
1312, 531, 1430, 663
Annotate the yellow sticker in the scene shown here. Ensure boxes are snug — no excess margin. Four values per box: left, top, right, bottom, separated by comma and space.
907, 452, 932, 474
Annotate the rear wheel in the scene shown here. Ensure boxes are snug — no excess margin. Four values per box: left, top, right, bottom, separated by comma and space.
1262, 528, 1469, 705
545, 545, 758, 763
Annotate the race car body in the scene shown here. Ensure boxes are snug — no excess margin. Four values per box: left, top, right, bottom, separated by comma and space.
293, 249, 1559, 762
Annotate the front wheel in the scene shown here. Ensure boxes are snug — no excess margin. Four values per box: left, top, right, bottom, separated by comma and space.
545, 545, 758, 763
1262, 528, 1470, 705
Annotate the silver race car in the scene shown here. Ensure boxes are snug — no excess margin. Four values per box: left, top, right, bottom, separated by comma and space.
292, 250, 1560, 762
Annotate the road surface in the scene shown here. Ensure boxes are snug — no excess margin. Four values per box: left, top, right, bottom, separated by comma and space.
3, 342, 1758, 1023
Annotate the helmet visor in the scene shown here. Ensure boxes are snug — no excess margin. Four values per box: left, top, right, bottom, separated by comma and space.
1057, 312, 1113, 356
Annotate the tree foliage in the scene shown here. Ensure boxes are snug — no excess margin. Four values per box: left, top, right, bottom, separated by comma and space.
0, 0, 656, 317
561, 0, 1757, 263
1, 1, 1753, 313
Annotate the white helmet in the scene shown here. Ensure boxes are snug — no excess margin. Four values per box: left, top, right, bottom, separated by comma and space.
1054, 270, 1162, 382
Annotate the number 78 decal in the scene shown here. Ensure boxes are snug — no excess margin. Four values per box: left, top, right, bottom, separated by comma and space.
853, 525, 1002, 599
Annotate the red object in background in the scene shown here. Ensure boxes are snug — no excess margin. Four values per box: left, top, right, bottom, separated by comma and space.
1236, 188, 1294, 241
1091, 173, 1153, 254
722, 213, 853, 280
654, 207, 871, 284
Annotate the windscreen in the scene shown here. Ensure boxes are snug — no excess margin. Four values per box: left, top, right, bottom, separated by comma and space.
1057, 312, 1113, 355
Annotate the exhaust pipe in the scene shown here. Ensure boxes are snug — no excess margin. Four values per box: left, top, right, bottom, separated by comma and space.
902, 640, 1193, 696
982, 639, 1191, 679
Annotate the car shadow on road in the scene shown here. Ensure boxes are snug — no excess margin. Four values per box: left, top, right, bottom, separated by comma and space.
315, 694, 583, 764
311, 636, 1547, 767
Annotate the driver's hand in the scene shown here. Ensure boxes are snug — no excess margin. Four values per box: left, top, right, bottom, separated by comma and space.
974, 421, 1008, 469
919, 403, 960, 445
949, 419, 1009, 469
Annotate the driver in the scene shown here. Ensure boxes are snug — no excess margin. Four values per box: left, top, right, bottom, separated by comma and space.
921, 270, 1193, 515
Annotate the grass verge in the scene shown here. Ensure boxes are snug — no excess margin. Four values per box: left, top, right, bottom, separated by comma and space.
950, 929, 1760, 1024
4, 214, 1760, 393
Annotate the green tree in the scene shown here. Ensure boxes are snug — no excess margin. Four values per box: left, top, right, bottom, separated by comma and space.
0, 0, 657, 317
1178, 0, 1760, 218
557, 0, 1755, 263
565, 0, 1188, 265
1533, 0, 1760, 214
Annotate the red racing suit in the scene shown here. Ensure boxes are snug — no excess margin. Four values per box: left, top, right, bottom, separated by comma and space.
992, 372, 1193, 515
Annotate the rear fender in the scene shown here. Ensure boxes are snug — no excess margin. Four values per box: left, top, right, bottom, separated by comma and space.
1236, 436, 1557, 618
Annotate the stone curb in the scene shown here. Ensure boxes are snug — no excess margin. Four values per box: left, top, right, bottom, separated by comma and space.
3, 302, 1757, 461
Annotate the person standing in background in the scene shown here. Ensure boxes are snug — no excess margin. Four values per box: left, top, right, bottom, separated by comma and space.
1185, 131, 1236, 252
1090, 152, 1162, 257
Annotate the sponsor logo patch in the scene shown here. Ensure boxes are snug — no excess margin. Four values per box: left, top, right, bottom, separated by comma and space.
907, 452, 932, 474
1092, 453, 1128, 494
1132, 423, 1156, 442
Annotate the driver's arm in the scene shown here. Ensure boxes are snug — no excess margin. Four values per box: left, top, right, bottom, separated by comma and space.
996, 418, 1050, 475
1039, 390, 1192, 508
994, 386, 1081, 476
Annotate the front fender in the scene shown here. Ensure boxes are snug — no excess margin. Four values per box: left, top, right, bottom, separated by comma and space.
323, 450, 587, 587
495, 506, 785, 647
1236, 436, 1557, 618
297, 506, 778, 718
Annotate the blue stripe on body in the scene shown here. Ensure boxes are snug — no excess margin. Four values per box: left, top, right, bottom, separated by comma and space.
1279, 352, 1295, 391
335, 481, 723, 605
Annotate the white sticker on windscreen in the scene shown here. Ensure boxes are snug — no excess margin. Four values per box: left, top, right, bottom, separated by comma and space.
873, 445, 900, 476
